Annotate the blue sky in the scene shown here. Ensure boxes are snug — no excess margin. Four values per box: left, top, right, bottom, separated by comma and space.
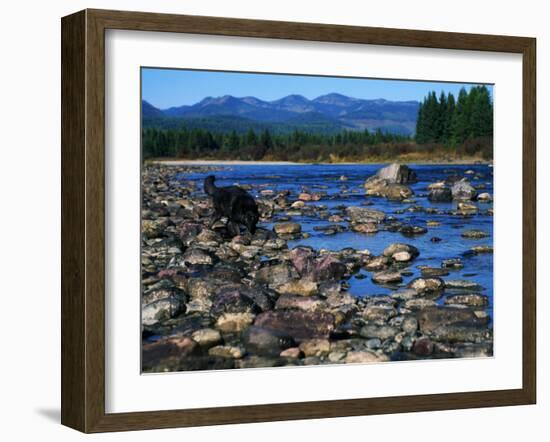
142, 67, 493, 110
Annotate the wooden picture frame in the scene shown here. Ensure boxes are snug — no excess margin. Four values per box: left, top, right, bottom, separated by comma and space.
61, 8, 536, 433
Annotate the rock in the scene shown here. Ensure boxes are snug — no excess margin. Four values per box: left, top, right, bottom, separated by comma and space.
352, 223, 380, 236
210, 289, 260, 316
445, 294, 489, 307
298, 193, 313, 201
413, 337, 434, 356
363, 175, 413, 200
372, 271, 403, 284
254, 310, 335, 340
384, 184, 415, 201
345, 351, 390, 363
451, 179, 477, 200
208, 345, 245, 359
391, 288, 419, 301
291, 200, 305, 209
392, 251, 412, 262
182, 248, 214, 266
289, 247, 315, 276
376, 163, 417, 184
191, 328, 222, 348
178, 222, 203, 246
403, 298, 438, 310
416, 306, 480, 334
419, 267, 449, 277
243, 326, 295, 356
428, 187, 452, 202
364, 255, 391, 271
457, 202, 478, 213
299, 339, 331, 357
235, 356, 283, 369
363, 306, 398, 322
427, 181, 446, 190
399, 225, 428, 235
142, 296, 185, 326
275, 295, 328, 312
408, 277, 445, 296
401, 316, 419, 334
274, 222, 302, 235
470, 245, 493, 254
254, 263, 296, 286
442, 258, 464, 269
445, 280, 483, 291
275, 280, 318, 296
346, 206, 386, 223
360, 324, 399, 340
461, 230, 490, 239
142, 218, 170, 238
477, 192, 493, 202
280, 347, 302, 358
328, 351, 347, 362
215, 312, 255, 333
142, 337, 198, 369
383, 243, 420, 259
312, 255, 347, 281
429, 325, 492, 343
426, 220, 441, 227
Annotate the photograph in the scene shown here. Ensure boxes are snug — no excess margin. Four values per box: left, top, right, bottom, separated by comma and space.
140, 68, 494, 373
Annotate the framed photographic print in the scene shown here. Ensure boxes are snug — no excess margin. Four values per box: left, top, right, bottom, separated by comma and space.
61, 9, 536, 433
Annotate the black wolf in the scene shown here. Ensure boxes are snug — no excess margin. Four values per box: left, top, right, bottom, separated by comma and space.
204, 175, 259, 236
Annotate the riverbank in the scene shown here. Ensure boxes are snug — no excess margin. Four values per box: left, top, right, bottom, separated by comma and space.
141, 162, 494, 373
151, 158, 492, 166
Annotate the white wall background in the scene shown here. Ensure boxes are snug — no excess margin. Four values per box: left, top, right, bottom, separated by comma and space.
0, 0, 545, 439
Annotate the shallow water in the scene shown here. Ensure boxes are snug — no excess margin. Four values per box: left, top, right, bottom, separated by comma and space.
181, 163, 494, 316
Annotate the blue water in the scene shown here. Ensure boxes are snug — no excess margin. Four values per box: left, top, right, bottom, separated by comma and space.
181, 164, 494, 315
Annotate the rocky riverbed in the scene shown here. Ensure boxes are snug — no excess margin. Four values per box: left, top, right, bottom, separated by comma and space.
141, 162, 494, 372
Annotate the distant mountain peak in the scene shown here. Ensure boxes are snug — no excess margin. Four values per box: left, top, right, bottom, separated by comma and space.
143, 93, 420, 136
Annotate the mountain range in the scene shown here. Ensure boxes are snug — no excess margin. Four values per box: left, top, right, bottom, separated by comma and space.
142, 93, 420, 135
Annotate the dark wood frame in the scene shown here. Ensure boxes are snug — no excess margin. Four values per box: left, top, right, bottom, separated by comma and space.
61, 8, 536, 433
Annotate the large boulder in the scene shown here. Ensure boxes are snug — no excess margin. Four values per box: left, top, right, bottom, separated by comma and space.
428, 187, 452, 202
312, 255, 347, 281
254, 310, 335, 340
363, 176, 414, 201
242, 326, 295, 356
451, 179, 477, 200
416, 306, 480, 333
254, 263, 297, 286
376, 163, 417, 184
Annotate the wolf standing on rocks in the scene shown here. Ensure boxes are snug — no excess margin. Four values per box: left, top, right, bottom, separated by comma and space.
204, 175, 259, 236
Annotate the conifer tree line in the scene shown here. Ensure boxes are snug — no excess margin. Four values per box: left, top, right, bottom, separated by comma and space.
415, 86, 493, 145
142, 126, 409, 160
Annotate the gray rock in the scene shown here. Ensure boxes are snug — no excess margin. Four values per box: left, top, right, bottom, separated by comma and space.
243, 326, 295, 356
451, 179, 477, 200
376, 163, 417, 184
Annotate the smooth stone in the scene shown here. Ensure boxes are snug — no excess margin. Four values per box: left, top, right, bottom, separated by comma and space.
416, 306, 480, 334
191, 328, 222, 348
445, 280, 484, 291
445, 294, 489, 307
372, 271, 403, 284
280, 347, 302, 359
299, 339, 331, 357
243, 326, 295, 356
274, 222, 302, 235
215, 312, 255, 333
345, 351, 390, 363
275, 295, 328, 312
461, 229, 490, 239
208, 345, 245, 359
